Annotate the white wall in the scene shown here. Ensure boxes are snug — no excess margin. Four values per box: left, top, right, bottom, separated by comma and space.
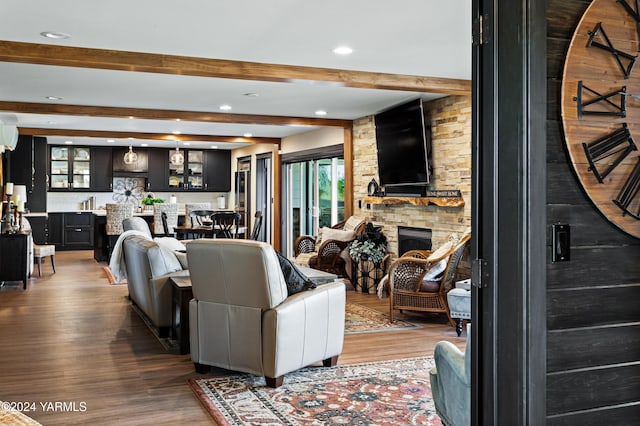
280, 127, 344, 154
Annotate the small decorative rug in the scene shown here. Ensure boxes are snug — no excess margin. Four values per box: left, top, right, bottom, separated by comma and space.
345, 302, 419, 334
189, 356, 441, 426
103, 266, 126, 285
0, 403, 42, 425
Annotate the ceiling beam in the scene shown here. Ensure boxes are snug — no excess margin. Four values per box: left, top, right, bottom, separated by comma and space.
0, 41, 472, 95
0, 101, 352, 128
18, 127, 281, 145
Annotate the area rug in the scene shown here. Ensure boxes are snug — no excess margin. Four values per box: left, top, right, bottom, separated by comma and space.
189, 356, 441, 425
0, 403, 42, 425
103, 266, 126, 285
345, 302, 419, 334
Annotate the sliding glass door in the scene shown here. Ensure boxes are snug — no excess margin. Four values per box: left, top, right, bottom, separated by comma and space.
283, 157, 344, 256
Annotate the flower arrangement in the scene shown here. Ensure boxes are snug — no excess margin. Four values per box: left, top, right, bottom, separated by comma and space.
349, 222, 387, 264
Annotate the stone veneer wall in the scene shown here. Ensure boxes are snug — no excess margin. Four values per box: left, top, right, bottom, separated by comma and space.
352, 95, 472, 267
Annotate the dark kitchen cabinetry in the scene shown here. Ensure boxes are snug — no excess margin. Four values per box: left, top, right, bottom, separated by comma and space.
48, 212, 94, 250
204, 150, 231, 192
147, 148, 168, 192
112, 147, 148, 174
167, 149, 231, 192
27, 215, 48, 245
4, 135, 47, 212
50, 146, 112, 192
91, 147, 113, 191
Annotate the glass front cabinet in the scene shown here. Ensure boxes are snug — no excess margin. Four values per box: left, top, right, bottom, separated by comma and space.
50, 146, 92, 190
168, 149, 204, 190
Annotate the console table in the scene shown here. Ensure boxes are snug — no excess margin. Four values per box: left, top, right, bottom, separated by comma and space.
169, 275, 193, 355
0, 232, 30, 289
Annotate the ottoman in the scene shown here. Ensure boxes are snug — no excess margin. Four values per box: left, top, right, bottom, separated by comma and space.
447, 287, 471, 336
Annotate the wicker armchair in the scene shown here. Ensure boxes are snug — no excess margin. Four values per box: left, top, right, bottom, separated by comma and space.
388, 232, 471, 325
293, 216, 365, 278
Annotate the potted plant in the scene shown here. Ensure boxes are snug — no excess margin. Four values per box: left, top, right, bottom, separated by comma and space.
348, 223, 388, 293
141, 194, 165, 211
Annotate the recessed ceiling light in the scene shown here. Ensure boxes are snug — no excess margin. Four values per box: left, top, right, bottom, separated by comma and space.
332, 46, 353, 55
128, 116, 134, 119
127, 137, 134, 140
64, 140, 73, 145
40, 31, 70, 39
243, 93, 259, 97
219, 104, 232, 111
175, 118, 181, 122
107, 139, 115, 143
46, 96, 62, 101
211, 145, 218, 149
183, 142, 191, 146
141, 143, 149, 147
243, 133, 253, 138
315, 110, 328, 116
172, 131, 181, 135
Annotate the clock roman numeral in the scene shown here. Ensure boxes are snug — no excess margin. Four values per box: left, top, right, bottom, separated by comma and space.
617, 0, 640, 41
587, 22, 638, 78
575, 81, 627, 118
613, 156, 640, 219
582, 124, 638, 182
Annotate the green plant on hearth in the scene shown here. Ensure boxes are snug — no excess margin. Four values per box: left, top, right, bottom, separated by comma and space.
141, 194, 165, 205
349, 223, 387, 264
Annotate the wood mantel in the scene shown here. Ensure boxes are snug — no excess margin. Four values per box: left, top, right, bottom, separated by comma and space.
363, 196, 465, 208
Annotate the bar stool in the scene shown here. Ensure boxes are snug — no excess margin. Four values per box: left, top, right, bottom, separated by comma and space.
106, 203, 133, 259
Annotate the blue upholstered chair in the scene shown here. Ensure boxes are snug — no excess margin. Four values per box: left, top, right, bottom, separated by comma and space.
447, 286, 471, 336
429, 324, 471, 426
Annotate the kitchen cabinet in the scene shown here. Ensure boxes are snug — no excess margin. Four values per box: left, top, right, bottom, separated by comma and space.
204, 150, 231, 191
49, 146, 112, 191
147, 148, 168, 192
167, 149, 230, 191
48, 212, 94, 250
112, 147, 148, 174
91, 147, 113, 191
5, 135, 47, 212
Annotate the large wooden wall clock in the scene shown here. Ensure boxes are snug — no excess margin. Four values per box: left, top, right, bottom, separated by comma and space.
562, 0, 640, 238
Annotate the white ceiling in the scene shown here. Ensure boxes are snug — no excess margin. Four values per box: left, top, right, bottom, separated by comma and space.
0, 0, 472, 149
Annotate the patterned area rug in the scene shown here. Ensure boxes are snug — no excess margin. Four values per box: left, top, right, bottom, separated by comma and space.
0, 404, 42, 425
345, 302, 419, 334
189, 357, 442, 426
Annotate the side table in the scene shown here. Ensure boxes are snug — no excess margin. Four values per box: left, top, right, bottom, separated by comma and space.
170, 275, 193, 355
0, 231, 30, 289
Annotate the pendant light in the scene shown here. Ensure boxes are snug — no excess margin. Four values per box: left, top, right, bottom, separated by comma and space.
170, 142, 184, 166
123, 145, 137, 165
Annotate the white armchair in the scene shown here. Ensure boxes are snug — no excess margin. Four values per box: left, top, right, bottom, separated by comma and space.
187, 239, 345, 387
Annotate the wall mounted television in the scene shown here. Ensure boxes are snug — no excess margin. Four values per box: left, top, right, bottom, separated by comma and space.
374, 98, 432, 196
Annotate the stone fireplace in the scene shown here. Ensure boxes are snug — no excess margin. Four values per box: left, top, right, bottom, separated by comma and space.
351, 94, 472, 277
398, 226, 432, 255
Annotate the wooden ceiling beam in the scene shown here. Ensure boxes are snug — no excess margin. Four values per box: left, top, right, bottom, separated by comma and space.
0, 101, 351, 128
18, 127, 281, 145
0, 41, 471, 95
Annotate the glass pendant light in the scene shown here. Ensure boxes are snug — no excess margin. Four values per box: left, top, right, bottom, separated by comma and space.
123, 146, 137, 164
170, 142, 184, 166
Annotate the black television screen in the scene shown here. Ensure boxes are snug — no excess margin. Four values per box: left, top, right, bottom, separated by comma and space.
374, 99, 431, 191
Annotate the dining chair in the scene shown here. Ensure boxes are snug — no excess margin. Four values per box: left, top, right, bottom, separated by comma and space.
250, 211, 263, 240
188, 209, 216, 238
211, 211, 241, 239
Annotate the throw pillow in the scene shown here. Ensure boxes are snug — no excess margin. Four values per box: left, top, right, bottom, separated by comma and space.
343, 216, 365, 232
148, 245, 183, 277
419, 258, 448, 292
275, 251, 317, 296
319, 227, 356, 243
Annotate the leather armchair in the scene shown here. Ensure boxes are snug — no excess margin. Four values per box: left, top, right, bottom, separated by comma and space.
187, 239, 345, 387
429, 324, 471, 426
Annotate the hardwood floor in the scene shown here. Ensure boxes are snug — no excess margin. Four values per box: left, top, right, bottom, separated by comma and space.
0, 250, 466, 425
